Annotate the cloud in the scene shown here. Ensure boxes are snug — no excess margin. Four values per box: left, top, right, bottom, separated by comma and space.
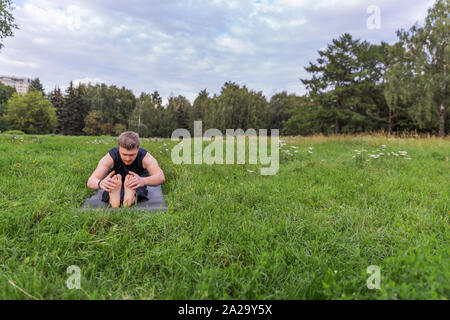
0, 0, 435, 103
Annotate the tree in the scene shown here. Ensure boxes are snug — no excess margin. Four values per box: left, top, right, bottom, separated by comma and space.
167, 95, 191, 130
383, 42, 416, 135
29, 77, 46, 95
214, 81, 269, 132
49, 87, 64, 134
282, 95, 323, 135
0, 81, 16, 131
5, 91, 57, 134
83, 83, 135, 131
59, 82, 90, 135
391, 0, 449, 136
0, 0, 18, 50
268, 92, 298, 131
302, 33, 389, 134
82, 110, 102, 136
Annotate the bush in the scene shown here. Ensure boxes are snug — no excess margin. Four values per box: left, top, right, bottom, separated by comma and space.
5, 92, 57, 134
2, 130, 25, 135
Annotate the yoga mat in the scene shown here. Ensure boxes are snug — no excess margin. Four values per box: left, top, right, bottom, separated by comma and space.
80, 185, 167, 212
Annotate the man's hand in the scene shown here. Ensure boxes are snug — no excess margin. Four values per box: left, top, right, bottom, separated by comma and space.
125, 171, 145, 190
99, 171, 119, 192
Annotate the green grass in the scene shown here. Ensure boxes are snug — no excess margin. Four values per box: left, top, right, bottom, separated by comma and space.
0, 133, 448, 299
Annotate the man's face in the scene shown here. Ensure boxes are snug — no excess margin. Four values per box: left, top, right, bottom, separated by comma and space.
119, 147, 139, 166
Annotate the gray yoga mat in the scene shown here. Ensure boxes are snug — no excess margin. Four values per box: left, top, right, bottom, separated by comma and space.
80, 185, 167, 212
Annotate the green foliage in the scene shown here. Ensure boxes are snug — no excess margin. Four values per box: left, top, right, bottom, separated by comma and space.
212, 82, 270, 132
4, 91, 57, 134
0, 0, 18, 50
128, 91, 178, 138
29, 78, 45, 95
167, 95, 191, 130
82, 110, 102, 136
1, 129, 24, 134
0, 81, 16, 131
83, 83, 136, 131
387, 0, 449, 136
302, 33, 389, 134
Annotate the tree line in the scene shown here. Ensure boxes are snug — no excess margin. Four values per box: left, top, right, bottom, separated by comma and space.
0, 0, 447, 136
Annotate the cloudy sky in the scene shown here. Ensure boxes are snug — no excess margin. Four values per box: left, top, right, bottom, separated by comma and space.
0, 0, 435, 104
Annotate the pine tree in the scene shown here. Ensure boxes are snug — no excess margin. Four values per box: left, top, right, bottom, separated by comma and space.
50, 87, 64, 134
29, 77, 45, 95
302, 33, 365, 134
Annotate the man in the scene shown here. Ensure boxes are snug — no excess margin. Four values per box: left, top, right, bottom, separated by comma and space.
87, 131, 165, 208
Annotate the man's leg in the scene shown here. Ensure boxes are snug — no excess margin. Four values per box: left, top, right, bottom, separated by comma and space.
123, 174, 136, 208
109, 174, 122, 208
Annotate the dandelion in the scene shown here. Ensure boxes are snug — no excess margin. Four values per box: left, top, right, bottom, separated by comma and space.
308, 151, 313, 154
165, 148, 169, 151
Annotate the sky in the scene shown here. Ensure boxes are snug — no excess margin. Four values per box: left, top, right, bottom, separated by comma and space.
0, 0, 435, 104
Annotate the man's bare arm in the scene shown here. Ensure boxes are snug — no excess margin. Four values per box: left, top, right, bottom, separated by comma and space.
141, 152, 165, 186
87, 153, 114, 190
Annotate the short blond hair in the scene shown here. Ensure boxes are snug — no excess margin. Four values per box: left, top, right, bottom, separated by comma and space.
118, 131, 140, 150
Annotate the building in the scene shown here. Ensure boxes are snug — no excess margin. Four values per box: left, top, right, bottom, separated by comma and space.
0, 75, 31, 94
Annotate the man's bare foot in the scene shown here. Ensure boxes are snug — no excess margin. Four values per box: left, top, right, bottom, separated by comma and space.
123, 174, 136, 208
109, 174, 122, 208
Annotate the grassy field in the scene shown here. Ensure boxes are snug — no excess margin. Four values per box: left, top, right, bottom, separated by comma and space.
0, 133, 448, 299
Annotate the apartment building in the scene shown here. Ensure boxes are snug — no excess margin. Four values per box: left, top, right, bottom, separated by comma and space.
0, 75, 31, 94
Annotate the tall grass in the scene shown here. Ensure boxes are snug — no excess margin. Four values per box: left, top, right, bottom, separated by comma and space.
0, 133, 448, 299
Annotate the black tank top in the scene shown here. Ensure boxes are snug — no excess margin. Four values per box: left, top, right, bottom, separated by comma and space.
108, 147, 150, 181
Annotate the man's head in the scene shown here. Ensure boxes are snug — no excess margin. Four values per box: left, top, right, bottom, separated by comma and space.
118, 131, 140, 165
